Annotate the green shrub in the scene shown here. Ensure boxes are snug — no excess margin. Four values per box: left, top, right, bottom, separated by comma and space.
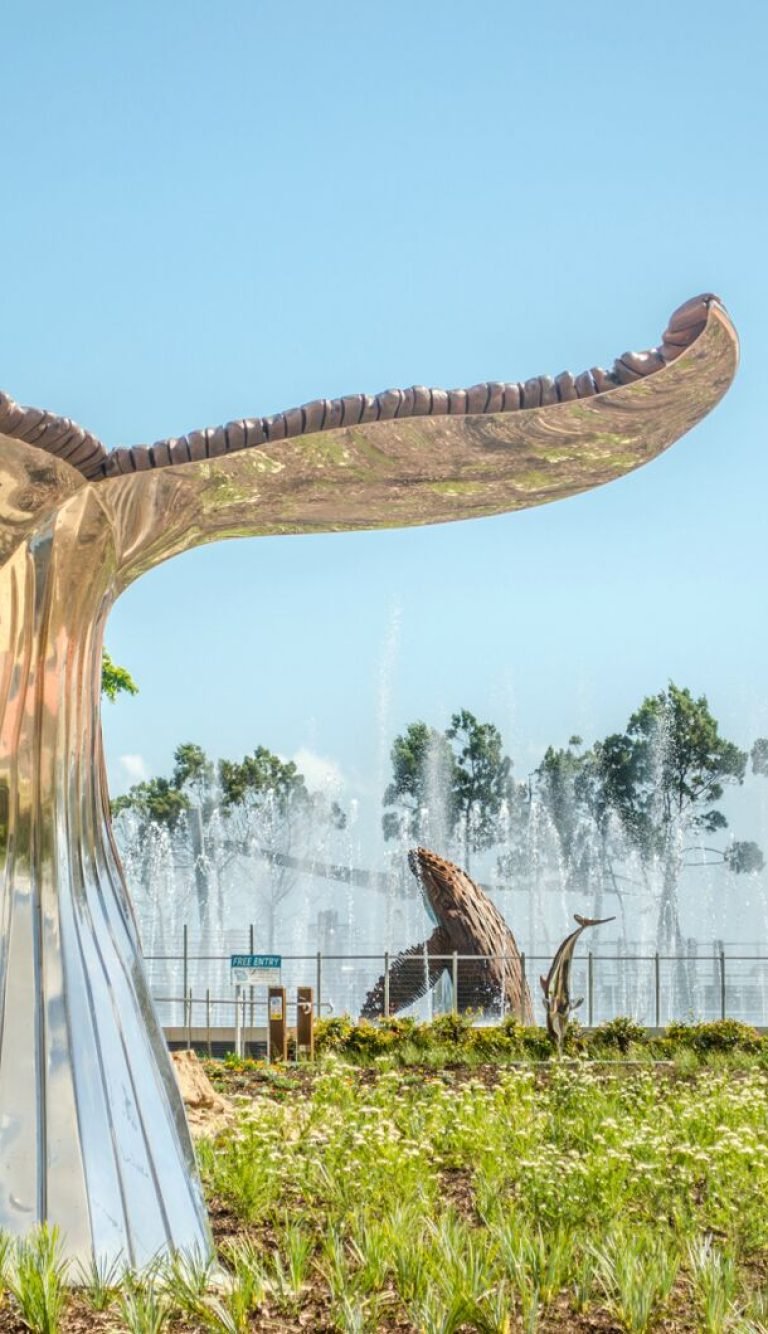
664, 1019, 762, 1053
590, 1016, 648, 1053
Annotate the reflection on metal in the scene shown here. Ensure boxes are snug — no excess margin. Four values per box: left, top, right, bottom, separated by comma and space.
540, 914, 616, 1053
362, 847, 534, 1020
0, 296, 739, 1267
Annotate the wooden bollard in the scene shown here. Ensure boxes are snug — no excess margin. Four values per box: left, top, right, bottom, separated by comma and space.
297, 986, 314, 1060
268, 986, 287, 1062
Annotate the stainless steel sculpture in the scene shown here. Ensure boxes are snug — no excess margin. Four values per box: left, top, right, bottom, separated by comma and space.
0, 294, 739, 1267
541, 914, 616, 1053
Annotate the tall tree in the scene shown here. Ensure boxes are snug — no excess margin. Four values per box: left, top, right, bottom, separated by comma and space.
383, 712, 515, 872
382, 722, 456, 847
447, 710, 515, 871
591, 683, 750, 951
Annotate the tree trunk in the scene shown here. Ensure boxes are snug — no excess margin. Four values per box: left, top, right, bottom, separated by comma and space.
0, 489, 210, 1269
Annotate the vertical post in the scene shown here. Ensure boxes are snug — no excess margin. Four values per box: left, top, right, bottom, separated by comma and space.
588, 951, 594, 1028
182, 923, 189, 1029
720, 950, 726, 1021
186, 988, 192, 1051
316, 951, 322, 1018
383, 952, 390, 1018
654, 952, 661, 1030
268, 986, 288, 1061
249, 923, 255, 1029
206, 988, 211, 1058
500, 953, 507, 1020
520, 953, 526, 1023
235, 983, 242, 1058
297, 986, 314, 1060
452, 951, 458, 1015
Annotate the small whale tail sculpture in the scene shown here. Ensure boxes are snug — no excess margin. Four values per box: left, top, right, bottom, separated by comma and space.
540, 914, 615, 1054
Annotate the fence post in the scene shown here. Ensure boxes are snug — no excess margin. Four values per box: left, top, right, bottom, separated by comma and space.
249, 923, 255, 1029
235, 983, 242, 1058
316, 951, 322, 1018
500, 953, 507, 1019
186, 988, 192, 1051
720, 950, 726, 1021
182, 923, 189, 1030
383, 952, 390, 1017
588, 951, 594, 1028
520, 953, 526, 1022
654, 953, 661, 1030
452, 951, 458, 1014
206, 988, 211, 1058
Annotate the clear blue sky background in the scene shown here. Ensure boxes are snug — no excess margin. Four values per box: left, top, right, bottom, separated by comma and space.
2, 1, 767, 823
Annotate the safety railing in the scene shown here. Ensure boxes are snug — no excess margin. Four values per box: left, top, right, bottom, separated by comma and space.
144, 934, 768, 1034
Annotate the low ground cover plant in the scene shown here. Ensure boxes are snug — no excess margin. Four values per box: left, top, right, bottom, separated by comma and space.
2, 1051, 768, 1330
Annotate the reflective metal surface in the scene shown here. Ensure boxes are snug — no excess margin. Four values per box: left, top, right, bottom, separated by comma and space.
0, 298, 739, 1268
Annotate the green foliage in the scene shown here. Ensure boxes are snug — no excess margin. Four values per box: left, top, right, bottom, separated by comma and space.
663, 1019, 762, 1053
447, 710, 515, 862
218, 746, 308, 813
382, 710, 516, 866
111, 776, 191, 830
100, 649, 138, 702
7, 1225, 69, 1334
591, 1016, 647, 1053
593, 683, 747, 863
382, 721, 456, 842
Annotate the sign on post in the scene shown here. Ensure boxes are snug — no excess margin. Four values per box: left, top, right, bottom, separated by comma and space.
230, 954, 282, 985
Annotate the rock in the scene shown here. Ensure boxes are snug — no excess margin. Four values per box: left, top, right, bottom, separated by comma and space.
171, 1049, 235, 1139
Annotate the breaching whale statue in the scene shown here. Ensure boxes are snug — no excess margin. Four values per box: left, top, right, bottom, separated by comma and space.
362, 847, 534, 1020
0, 294, 738, 1265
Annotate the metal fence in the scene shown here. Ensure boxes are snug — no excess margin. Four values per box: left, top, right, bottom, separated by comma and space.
145, 930, 768, 1037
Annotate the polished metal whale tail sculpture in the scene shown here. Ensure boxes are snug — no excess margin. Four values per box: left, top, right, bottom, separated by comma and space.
540, 913, 616, 1054
0, 294, 739, 1265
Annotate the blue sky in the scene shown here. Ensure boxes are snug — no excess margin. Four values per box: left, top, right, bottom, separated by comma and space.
2, 1, 767, 825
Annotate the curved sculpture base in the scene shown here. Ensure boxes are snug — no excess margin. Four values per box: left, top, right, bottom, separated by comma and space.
0, 491, 211, 1269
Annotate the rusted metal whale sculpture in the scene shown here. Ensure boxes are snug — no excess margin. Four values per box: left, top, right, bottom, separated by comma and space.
362, 848, 535, 1020
0, 294, 739, 1265
541, 914, 616, 1053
